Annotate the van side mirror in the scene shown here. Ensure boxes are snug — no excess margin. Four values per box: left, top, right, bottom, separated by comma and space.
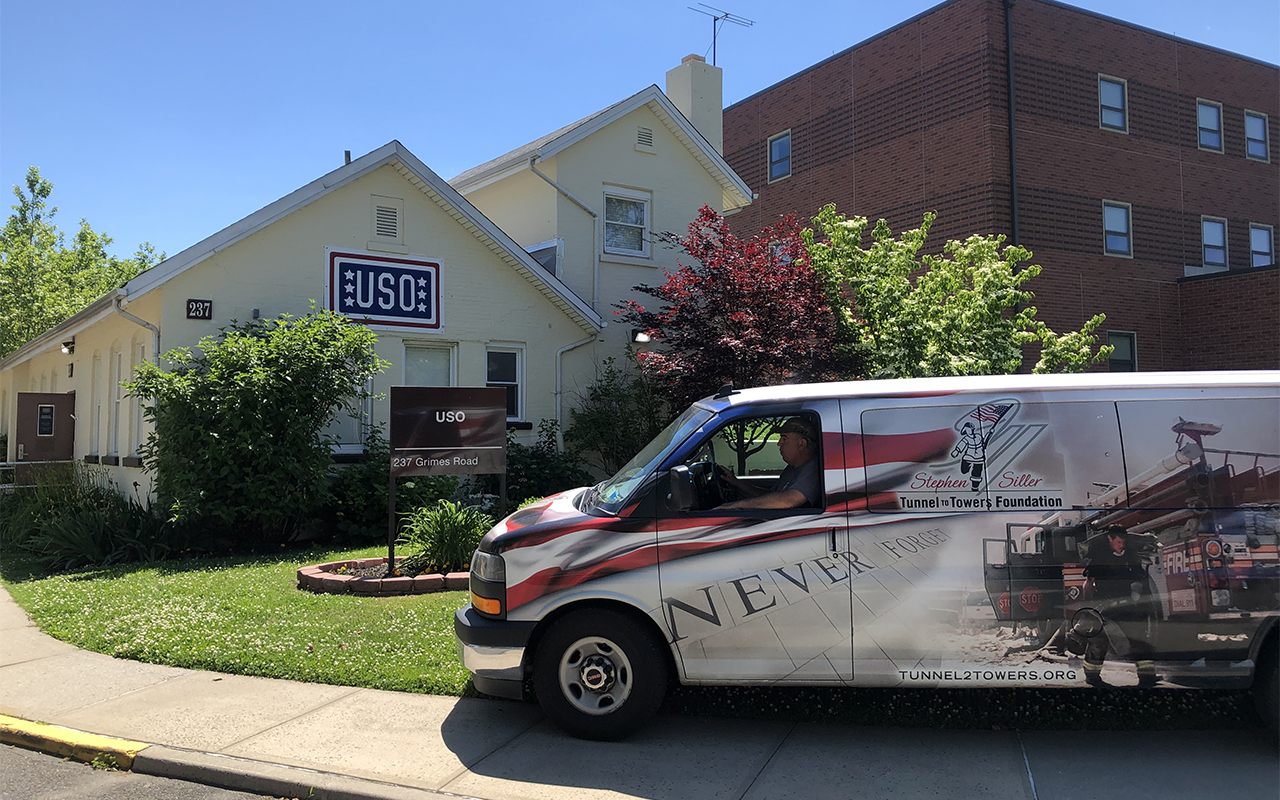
668, 466, 693, 513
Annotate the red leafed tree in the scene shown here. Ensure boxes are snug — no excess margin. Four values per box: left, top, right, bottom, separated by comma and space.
615, 205, 852, 412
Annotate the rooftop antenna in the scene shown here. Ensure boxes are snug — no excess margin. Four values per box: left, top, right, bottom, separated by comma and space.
687, 3, 754, 66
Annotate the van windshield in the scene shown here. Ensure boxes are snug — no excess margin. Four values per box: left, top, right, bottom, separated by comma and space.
590, 405, 714, 515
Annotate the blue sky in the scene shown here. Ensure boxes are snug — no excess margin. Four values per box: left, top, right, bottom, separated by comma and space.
2, 0, 1276, 261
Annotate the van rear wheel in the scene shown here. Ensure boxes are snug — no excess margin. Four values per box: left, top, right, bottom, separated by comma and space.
533, 608, 668, 740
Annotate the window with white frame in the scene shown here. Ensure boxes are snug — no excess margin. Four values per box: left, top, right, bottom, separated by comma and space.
1251, 224, 1274, 267
1197, 100, 1223, 152
110, 349, 123, 456
1201, 217, 1228, 270
90, 355, 101, 455
525, 238, 563, 276
1246, 111, 1269, 161
486, 347, 522, 420
1103, 202, 1132, 257
1098, 76, 1127, 132
404, 344, 453, 387
132, 342, 146, 455
768, 131, 791, 182
603, 189, 650, 257
1108, 332, 1136, 372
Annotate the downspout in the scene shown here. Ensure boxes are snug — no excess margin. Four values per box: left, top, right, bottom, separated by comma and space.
113, 290, 160, 365
1004, 0, 1020, 248
528, 155, 600, 313
555, 334, 598, 452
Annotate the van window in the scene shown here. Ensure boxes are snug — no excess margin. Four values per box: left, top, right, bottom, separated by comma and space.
679, 412, 823, 512
1116, 398, 1280, 510
859, 399, 1125, 513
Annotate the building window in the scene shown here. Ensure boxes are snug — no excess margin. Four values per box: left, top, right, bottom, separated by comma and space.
525, 238, 563, 276
90, 355, 101, 455
603, 189, 649, 257
1246, 111, 1269, 161
1098, 76, 1127, 132
1103, 202, 1132, 257
132, 342, 146, 455
110, 349, 123, 456
1251, 224, 1274, 267
1201, 216, 1228, 270
1197, 100, 1223, 152
404, 344, 453, 387
1108, 332, 1136, 372
486, 348, 522, 419
767, 131, 791, 182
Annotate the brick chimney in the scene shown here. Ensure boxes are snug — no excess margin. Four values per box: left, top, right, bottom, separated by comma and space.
665, 54, 723, 154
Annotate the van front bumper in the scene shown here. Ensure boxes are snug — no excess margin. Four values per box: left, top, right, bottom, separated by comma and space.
454, 606, 536, 700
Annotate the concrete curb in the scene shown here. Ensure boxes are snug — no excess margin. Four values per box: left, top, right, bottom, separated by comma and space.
0, 714, 149, 769
134, 745, 481, 800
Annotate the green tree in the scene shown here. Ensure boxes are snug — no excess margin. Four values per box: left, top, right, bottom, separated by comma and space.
124, 308, 388, 547
0, 166, 164, 357
805, 206, 1112, 377
564, 350, 671, 475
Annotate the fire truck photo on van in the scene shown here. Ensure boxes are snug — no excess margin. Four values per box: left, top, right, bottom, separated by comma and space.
454, 371, 1280, 740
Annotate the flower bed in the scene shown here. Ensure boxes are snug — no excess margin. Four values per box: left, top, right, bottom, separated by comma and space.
297, 558, 469, 596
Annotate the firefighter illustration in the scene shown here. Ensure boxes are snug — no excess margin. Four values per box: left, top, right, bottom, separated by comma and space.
951, 403, 1011, 491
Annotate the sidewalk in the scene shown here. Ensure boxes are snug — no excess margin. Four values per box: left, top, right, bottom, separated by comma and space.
1, 583, 1276, 800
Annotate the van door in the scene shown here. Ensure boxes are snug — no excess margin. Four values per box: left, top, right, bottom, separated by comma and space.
654, 402, 851, 683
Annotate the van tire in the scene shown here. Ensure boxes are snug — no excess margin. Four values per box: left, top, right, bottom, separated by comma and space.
533, 608, 668, 740
1254, 632, 1278, 733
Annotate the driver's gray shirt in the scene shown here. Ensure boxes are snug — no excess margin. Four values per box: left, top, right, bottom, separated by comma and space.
774, 457, 821, 507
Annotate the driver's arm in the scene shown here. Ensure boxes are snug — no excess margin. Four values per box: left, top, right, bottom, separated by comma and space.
716, 464, 766, 498
718, 489, 807, 510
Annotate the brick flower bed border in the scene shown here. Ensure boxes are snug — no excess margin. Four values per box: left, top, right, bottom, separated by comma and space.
296, 558, 469, 596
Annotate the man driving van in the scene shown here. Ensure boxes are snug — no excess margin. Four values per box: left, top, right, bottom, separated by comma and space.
716, 417, 821, 509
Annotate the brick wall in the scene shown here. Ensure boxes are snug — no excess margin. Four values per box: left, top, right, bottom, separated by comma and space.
1178, 267, 1280, 369
722, 0, 1279, 372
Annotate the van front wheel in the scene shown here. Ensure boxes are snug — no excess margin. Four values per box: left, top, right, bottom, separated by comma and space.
533, 609, 668, 740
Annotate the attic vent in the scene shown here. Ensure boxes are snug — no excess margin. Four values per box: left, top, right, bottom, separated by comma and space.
375, 205, 399, 239
635, 127, 656, 154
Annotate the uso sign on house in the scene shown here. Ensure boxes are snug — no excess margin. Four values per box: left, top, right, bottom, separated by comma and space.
325, 249, 441, 330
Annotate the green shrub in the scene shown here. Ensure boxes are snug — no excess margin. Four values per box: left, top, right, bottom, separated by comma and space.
124, 307, 387, 547
325, 426, 457, 542
478, 420, 592, 507
565, 350, 671, 475
397, 500, 494, 574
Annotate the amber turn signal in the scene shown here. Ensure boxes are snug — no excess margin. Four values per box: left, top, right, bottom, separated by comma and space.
471, 592, 501, 615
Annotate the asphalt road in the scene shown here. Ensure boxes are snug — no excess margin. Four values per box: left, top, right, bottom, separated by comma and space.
0, 744, 284, 800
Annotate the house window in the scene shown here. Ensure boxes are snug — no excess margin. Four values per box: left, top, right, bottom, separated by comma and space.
1197, 100, 1223, 152
487, 347, 522, 419
1251, 224, 1274, 267
767, 131, 791, 182
132, 342, 146, 455
525, 238, 563, 276
1246, 111, 1269, 161
1099, 76, 1127, 132
404, 344, 453, 387
90, 355, 101, 455
1103, 202, 1132, 257
1108, 332, 1136, 372
1201, 217, 1228, 270
603, 190, 649, 257
110, 350, 123, 456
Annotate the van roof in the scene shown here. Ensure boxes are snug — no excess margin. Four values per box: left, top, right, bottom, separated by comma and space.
698, 370, 1280, 410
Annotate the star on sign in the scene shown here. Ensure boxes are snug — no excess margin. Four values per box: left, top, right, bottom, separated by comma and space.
344, 270, 354, 280
345, 283, 355, 294
418, 303, 428, 312
418, 289, 427, 299
417, 276, 428, 287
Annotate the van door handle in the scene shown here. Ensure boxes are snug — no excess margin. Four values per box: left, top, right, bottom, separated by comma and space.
829, 527, 838, 553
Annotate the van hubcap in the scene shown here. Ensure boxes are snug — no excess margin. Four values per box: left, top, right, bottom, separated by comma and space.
558, 635, 633, 715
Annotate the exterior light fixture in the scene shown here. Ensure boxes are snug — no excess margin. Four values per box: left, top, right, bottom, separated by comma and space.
631, 329, 652, 344
61, 338, 75, 355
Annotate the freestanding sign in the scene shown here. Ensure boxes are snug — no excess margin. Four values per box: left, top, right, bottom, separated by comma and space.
385, 386, 508, 573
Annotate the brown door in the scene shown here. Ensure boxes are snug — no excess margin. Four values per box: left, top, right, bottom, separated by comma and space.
15, 392, 76, 462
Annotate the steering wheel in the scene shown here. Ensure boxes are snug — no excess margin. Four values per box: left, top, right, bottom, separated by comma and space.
689, 459, 726, 508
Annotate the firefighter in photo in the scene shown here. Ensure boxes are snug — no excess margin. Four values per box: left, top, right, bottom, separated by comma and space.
951, 422, 988, 491
1081, 525, 1160, 688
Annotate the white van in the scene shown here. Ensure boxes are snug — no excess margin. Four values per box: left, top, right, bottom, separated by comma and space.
455, 371, 1280, 739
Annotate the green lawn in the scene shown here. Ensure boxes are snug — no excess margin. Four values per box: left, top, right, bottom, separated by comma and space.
0, 545, 474, 696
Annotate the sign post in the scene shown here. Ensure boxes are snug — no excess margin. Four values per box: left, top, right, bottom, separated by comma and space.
387, 387, 508, 576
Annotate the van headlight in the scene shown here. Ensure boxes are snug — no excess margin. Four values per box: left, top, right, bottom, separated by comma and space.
471, 550, 506, 583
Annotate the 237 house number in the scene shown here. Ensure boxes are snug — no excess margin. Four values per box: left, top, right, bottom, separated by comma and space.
186, 299, 213, 320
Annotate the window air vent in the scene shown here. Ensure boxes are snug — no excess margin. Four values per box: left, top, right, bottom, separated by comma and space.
375, 205, 399, 239
637, 127, 654, 148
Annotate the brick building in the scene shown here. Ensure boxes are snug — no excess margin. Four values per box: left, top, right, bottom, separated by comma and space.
723, 0, 1279, 371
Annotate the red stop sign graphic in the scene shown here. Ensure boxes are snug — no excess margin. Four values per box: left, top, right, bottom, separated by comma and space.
997, 592, 1011, 615
1020, 586, 1043, 613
